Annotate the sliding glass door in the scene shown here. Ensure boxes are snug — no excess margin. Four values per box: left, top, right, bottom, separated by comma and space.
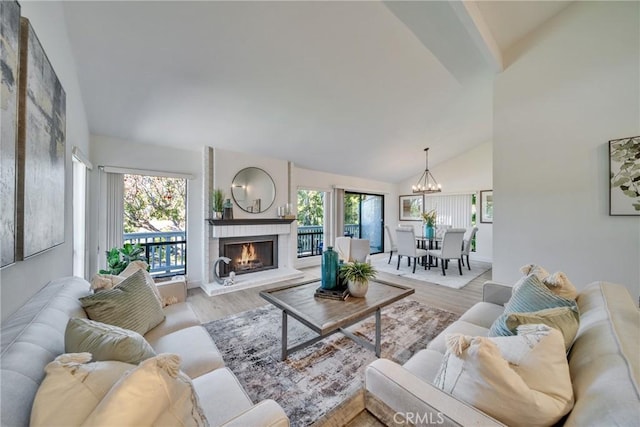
345, 192, 384, 254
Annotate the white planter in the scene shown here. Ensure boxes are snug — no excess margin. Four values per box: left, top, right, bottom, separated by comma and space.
348, 280, 369, 298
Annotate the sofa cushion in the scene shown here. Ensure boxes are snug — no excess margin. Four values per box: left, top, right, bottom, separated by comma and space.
403, 349, 444, 383
434, 325, 574, 427
147, 326, 224, 378
80, 270, 165, 335
427, 321, 489, 354
30, 353, 134, 426
83, 354, 208, 426
65, 318, 156, 364
505, 306, 580, 350
489, 274, 577, 337
458, 302, 504, 329
192, 367, 253, 426
144, 302, 200, 342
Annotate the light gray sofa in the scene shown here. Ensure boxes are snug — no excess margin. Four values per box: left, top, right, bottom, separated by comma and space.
365, 281, 640, 426
0, 276, 289, 427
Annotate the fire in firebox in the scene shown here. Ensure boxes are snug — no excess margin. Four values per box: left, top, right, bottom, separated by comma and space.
236, 243, 264, 272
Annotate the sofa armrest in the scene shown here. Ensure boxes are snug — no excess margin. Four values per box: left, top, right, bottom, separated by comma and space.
365, 359, 504, 427
220, 400, 289, 427
482, 281, 513, 306
156, 276, 187, 303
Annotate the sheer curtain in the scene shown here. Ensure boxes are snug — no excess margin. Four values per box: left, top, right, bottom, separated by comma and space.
99, 170, 124, 265
423, 194, 473, 228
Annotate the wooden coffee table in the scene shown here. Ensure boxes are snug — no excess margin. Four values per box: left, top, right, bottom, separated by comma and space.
260, 280, 414, 360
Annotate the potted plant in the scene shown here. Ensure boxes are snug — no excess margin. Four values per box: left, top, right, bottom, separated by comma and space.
339, 261, 377, 298
99, 243, 148, 275
212, 188, 225, 219
421, 209, 437, 239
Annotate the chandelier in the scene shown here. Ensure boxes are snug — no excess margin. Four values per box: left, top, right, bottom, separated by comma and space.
412, 147, 441, 194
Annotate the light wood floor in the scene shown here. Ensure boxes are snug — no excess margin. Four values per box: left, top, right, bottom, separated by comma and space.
187, 254, 492, 426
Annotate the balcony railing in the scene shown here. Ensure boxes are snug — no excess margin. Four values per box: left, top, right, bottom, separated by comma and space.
123, 231, 186, 277
296, 224, 360, 258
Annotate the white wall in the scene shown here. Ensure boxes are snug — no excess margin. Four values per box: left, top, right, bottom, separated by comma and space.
397, 141, 493, 262
494, 1, 640, 299
89, 135, 203, 287
0, 2, 90, 321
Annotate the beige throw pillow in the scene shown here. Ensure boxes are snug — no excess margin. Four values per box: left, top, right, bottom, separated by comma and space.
82, 353, 208, 426
80, 270, 165, 335
65, 318, 156, 364
506, 306, 580, 350
119, 260, 164, 306
434, 325, 574, 427
30, 353, 135, 426
90, 274, 125, 292
519, 264, 578, 300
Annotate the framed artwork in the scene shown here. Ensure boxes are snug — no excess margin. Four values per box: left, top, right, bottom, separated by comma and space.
0, 1, 20, 267
479, 190, 493, 223
17, 17, 66, 259
399, 194, 423, 221
609, 136, 640, 216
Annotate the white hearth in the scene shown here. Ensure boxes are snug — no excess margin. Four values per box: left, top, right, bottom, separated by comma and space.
202, 219, 303, 296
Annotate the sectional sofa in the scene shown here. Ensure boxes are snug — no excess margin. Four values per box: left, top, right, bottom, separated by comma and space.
365, 280, 640, 426
0, 275, 289, 426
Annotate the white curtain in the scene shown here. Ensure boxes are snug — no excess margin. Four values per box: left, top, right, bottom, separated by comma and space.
333, 188, 345, 248
104, 172, 124, 252
423, 194, 473, 228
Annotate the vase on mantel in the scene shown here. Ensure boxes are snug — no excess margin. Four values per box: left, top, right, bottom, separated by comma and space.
425, 225, 435, 239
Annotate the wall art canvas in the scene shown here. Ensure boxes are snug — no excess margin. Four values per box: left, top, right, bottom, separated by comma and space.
609, 136, 640, 215
399, 194, 423, 221
17, 17, 66, 259
0, 1, 21, 267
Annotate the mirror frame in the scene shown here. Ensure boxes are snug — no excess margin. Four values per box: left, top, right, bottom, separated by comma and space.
230, 167, 276, 214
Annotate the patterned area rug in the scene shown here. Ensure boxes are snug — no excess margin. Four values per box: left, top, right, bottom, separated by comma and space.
203, 299, 458, 426
371, 254, 492, 289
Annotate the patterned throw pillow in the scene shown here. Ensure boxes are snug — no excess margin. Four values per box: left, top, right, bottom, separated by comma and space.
489, 274, 578, 337
65, 318, 156, 364
519, 264, 578, 300
80, 270, 165, 336
434, 325, 574, 427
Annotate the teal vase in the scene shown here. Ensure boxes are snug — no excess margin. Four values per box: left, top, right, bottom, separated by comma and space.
425, 225, 435, 239
321, 246, 339, 289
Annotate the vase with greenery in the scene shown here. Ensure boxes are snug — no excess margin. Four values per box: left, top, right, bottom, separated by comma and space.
421, 209, 437, 239
99, 243, 148, 275
339, 261, 377, 297
212, 188, 225, 219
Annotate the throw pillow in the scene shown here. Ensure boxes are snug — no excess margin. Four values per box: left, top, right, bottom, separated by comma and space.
65, 318, 156, 364
519, 264, 578, 300
30, 353, 135, 426
505, 306, 580, 350
90, 273, 125, 292
520, 263, 550, 280
489, 273, 577, 337
80, 270, 165, 336
434, 325, 574, 427
83, 353, 208, 426
119, 260, 164, 306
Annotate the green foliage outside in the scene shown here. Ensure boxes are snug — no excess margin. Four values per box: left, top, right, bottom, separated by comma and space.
99, 243, 148, 275
124, 175, 186, 232
297, 190, 324, 225
344, 193, 360, 225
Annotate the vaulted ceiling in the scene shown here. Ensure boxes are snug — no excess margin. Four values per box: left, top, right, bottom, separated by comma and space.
62, 1, 572, 183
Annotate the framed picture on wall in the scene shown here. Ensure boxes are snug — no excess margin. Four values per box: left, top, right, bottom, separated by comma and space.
399, 194, 423, 221
609, 136, 640, 216
480, 190, 493, 223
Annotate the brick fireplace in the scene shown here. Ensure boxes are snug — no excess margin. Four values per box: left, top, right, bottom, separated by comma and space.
203, 218, 303, 296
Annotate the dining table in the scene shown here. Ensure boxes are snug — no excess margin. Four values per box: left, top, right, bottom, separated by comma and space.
415, 235, 442, 267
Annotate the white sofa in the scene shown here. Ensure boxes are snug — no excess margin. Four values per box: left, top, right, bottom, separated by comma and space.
365, 281, 640, 426
0, 276, 289, 426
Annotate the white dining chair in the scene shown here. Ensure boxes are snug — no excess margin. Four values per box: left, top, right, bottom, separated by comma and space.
461, 227, 478, 270
426, 228, 465, 276
384, 225, 397, 264
395, 228, 428, 274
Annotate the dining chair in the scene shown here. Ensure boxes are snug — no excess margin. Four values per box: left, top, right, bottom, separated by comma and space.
384, 225, 397, 264
461, 227, 479, 270
426, 228, 466, 276
395, 228, 428, 274
334, 236, 351, 262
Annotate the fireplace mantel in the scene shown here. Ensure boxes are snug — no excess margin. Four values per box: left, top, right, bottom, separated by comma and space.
206, 218, 296, 226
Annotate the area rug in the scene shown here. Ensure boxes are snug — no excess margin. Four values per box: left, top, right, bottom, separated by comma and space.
370, 254, 492, 289
203, 299, 458, 426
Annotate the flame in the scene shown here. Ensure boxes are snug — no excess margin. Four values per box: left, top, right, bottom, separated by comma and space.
238, 243, 256, 264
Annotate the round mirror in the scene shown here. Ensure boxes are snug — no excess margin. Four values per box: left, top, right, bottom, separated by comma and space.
231, 167, 276, 214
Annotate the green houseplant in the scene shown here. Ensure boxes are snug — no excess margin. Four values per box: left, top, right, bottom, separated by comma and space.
99, 243, 148, 275
212, 188, 225, 219
421, 209, 437, 239
339, 261, 377, 297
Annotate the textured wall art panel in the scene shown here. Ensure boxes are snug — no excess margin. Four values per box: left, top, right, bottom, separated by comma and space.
0, 1, 21, 267
17, 17, 66, 259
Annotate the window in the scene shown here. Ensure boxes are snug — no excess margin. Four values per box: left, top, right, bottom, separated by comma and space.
424, 193, 475, 250
297, 189, 324, 258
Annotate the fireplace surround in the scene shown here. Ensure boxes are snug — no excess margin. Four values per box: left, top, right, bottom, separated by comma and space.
219, 235, 278, 277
